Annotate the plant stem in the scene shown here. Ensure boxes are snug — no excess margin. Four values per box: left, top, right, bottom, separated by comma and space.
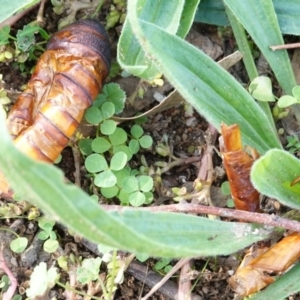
101, 204, 300, 232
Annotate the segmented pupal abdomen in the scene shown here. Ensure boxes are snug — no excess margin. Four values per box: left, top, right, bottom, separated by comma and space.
6, 19, 111, 163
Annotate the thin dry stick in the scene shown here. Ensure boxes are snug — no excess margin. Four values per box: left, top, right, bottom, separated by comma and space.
72, 146, 82, 187
0, 245, 18, 300
178, 259, 193, 300
141, 258, 191, 300
101, 204, 300, 232
177, 124, 218, 299
270, 43, 300, 51
36, 0, 47, 25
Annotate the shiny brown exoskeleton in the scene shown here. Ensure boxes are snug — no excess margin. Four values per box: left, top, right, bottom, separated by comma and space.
0, 19, 111, 194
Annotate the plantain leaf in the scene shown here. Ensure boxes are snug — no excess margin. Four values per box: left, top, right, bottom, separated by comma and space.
223, 0, 296, 95
251, 149, 300, 210
118, 0, 199, 80
0, 0, 40, 24
126, 0, 281, 154
0, 106, 268, 258
195, 0, 300, 36
177, 0, 200, 38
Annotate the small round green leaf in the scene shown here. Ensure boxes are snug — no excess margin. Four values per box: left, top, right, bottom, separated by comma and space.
43, 239, 59, 253
113, 145, 132, 161
139, 135, 153, 148
118, 189, 130, 204
138, 175, 153, 192
94, 170, 117, 187
109, 127, 128, 145
101, 83, 126, 114
221, 181, 231, 196
38, 231, 49, 240
114, 167, 132, 187
101, 185, 119, 198
131, 124, 143, 139
122, 176, 139, 193
91, 137, 111, 153
278, 95, 299, 108
85, 153, 108, 173
292, 86, 300, 101
38, 217, 55, 232
10, 237, 28, 253
110, 152, 127, 170
79, 139, 93, 155
144, 191, 154, 204
100, 119, 117, 135
85, 106, 103, 124
129, 139, 140, 154
249, 76, 275, 102
129, 191, 145, 207
101, 102, 115, 119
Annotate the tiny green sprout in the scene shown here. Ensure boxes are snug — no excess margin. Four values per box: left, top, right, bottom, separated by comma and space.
221, 181, 231, 196
0, 26, 14, 46
0, 226, 28, 253
16, 24, 49, 52
154, 258, 173, 274
221, 181, 235, 208
76, 257, 102, 284
26, 262, 58, 299
0, 89, 10, 105
93, 83, 126, 114
0, 275, 9, 291
37, 217, 59, 253
57, 256, 69, 272
156, 141, 171, 157
27, 206, 40, 220
51, 0, 65, 15
10, 237, 28, 253
249, 76, 275, 102
286, 135, 300, 154
278, 85, 300, 108
106, 7, 122, 29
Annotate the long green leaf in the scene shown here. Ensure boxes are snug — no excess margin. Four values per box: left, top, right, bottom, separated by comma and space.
177, 0, 200, 38
118, 0, 199, 80
251, 149, 300, 210
0, 106, 268, 258
126, 0, 281, 154
195, 0, 300, 36
223, 0, 296, 95
0, 0, 40, 24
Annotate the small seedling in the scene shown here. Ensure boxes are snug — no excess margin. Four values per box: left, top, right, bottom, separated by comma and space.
286, 135, 300, 154
80, 83, 154, 206
0, 23, 49, 72
221, 181, 234, 208
154, 258, 173, 274
26, 262, 58, 299
37, 217, 59, 253
76, 257, 103, 284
